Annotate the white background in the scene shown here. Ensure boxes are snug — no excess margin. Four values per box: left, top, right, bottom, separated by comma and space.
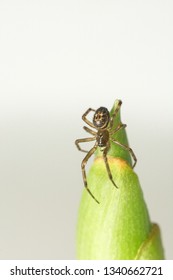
0, 0, 173, 259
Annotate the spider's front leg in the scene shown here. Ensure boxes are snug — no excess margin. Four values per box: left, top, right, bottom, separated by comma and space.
82, 108, 96, 128
109, 100, 122, 128
110, 138, 137, 168
81, 145, 99, 204
102, 146, 118, 189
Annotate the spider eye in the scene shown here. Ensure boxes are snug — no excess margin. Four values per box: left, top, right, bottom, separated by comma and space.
93, 107, 110, 128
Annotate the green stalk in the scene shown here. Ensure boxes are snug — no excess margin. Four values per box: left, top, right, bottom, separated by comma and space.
76, 100, 164, 259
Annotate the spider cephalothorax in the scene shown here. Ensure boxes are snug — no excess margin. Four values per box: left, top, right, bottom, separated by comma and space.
75, 100, 137, 204
96, 129, 109, 148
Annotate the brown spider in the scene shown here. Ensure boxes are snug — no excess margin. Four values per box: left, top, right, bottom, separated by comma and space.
75, 100, 137, 204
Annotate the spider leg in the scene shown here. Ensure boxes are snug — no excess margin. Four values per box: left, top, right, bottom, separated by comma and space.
110, 138, 137, 168
75, 137, 96, 153
110, 100, 122, 128
103, 147, 118, 189
83, 126, 97, 136
110, 123, 127, 135
82, 108, 96, 128
81, 145, 99, 204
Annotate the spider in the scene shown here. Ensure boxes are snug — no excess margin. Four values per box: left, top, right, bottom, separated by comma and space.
75, 100, 137, 204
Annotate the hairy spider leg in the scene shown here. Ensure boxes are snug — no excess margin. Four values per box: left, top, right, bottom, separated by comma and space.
75, 137, 96, 153
81, 145, 99, 204
83, 126, 97, 136
109, 123, 127, 135
110, 138, 137, 168
103, 146, 118, 189
82, 108, 96, 128
109, 100, 122, 128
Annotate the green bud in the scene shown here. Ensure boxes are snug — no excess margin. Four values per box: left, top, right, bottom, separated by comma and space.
76, 100, 164, 259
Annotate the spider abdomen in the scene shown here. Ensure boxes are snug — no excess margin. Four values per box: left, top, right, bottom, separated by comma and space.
96, 129, 109, 148
93, 107, 110, 128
